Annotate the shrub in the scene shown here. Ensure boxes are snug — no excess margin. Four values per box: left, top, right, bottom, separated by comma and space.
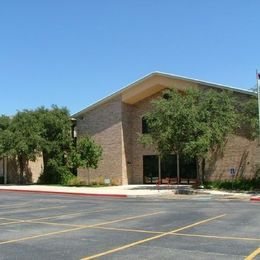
38, 160, 74, 185
204, 177, 260, 191
67, 177, 88, 186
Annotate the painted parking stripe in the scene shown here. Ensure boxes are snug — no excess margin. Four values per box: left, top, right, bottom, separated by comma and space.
81, 214, 226, 260
174, 233, 260, 242
93, 226, 162, 234
0, 205, 67, 215
245, 247, 260, 260
0, 202, 30, 209
92, 226, 260, 242
0, 208, 110, 226
0, 211, 164, 245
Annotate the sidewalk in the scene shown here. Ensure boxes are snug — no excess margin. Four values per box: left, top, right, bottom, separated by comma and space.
0, 184, 259, 200
0, 184, 173, 198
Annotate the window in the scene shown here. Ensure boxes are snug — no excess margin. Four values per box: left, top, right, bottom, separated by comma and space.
143, 155, 197, 184
162, 92, 171, 100
142, 117, 149, 134
143, 155, 159, 184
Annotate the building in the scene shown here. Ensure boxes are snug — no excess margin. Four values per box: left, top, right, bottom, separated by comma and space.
72, 72, 258, 185
0, 156, 43, 184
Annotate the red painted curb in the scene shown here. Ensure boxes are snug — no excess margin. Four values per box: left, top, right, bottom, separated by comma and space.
0, 189, 128, 198
250, 197, 260, 201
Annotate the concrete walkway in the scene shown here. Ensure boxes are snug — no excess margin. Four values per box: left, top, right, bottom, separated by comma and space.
0, 184, 259, 200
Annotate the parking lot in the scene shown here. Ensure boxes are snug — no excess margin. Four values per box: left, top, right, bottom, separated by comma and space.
0, 191, 259, 259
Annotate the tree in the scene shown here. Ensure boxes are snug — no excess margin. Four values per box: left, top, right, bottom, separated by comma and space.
0, 111, 42, 183
35, 106, 75, 184
239, 96, 258, 140
140, 88, 238, 182
0, 106, 103, 185
68, 136, 102, 184
0, 115, 12, 156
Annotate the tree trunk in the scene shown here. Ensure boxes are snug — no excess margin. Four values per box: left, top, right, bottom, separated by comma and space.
177, 153, 180, 184
158, 156, 161, 184
202, 158, 205, 184
196, 157, 205, 185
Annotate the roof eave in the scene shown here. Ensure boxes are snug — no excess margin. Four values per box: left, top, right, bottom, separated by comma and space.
72, 71, 255, 118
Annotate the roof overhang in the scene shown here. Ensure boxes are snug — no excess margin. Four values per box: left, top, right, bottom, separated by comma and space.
72, 71, 255, 118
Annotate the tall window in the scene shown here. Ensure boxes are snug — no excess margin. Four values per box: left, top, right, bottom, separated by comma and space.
142, 117, 149, 134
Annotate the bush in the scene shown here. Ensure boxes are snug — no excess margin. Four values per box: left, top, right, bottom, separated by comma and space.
67, 177, 88, 186
204, 177, 260, 191
0, 176, 4, 184
38, 160, 74, 185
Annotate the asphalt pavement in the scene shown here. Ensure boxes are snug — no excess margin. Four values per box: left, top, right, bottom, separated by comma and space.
0, 191, 259, 259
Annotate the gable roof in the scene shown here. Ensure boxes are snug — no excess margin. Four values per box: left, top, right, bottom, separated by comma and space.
72, 71, 254, 118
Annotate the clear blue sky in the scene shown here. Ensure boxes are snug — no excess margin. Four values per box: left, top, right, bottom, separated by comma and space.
1, 0, 259, 116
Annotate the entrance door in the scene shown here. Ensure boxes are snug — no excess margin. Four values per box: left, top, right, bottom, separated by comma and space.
180, 158, 197, 184
143, 155, 197, 184
143, 155, 159, 184
161, 155, 177, 183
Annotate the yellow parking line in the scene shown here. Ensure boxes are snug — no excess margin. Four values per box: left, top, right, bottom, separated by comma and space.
174, 233, 260, 242
93, 226, 162, 234
32, 208, 109, 221
81, 214, 226, 260
23, 211, 164, 230
93, 226, 260, 242
0, 209, 109, 227
245, 247, 260, 260
90, 211, 164, 227
0, 205, 67, 215
0, 211, 164, 245
0, 202, 29, 209
0, 226, 85, 245
0, 217, 24, 221
28, 220, 83, 228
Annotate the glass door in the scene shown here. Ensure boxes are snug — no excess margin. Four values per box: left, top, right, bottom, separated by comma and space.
143, 155, 159, 184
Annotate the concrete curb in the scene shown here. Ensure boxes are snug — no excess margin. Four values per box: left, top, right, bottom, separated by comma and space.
250, 196, 260, 202
0, 189, 128, 199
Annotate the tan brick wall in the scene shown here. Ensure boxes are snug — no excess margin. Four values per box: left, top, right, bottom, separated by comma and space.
205, 135, 258, 180
76, 96, 124, 185
29, 157, 44, 183
129, 80, 199, 183
121, 103, 133, 184
129, 88, 257, 183
130, 94, 158, 183
75, 76, 257, 184
5, 156, 43, 184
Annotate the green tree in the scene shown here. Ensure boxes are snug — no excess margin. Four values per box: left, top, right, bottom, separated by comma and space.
35, 106, 74, 184
239, 96, 258, 140
0, 106, 103, 185
68, 136, 102, 184
0, 111, 42, 183
140, 88, 238, 182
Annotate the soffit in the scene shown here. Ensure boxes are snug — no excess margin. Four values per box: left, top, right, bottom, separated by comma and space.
122, 74, 198, 104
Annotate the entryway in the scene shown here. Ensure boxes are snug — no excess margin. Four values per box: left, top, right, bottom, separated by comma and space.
143, 155, 197, 184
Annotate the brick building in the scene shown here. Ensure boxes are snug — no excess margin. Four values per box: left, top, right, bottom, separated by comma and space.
72, 72, 258, 185
0, 156, 43, 184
